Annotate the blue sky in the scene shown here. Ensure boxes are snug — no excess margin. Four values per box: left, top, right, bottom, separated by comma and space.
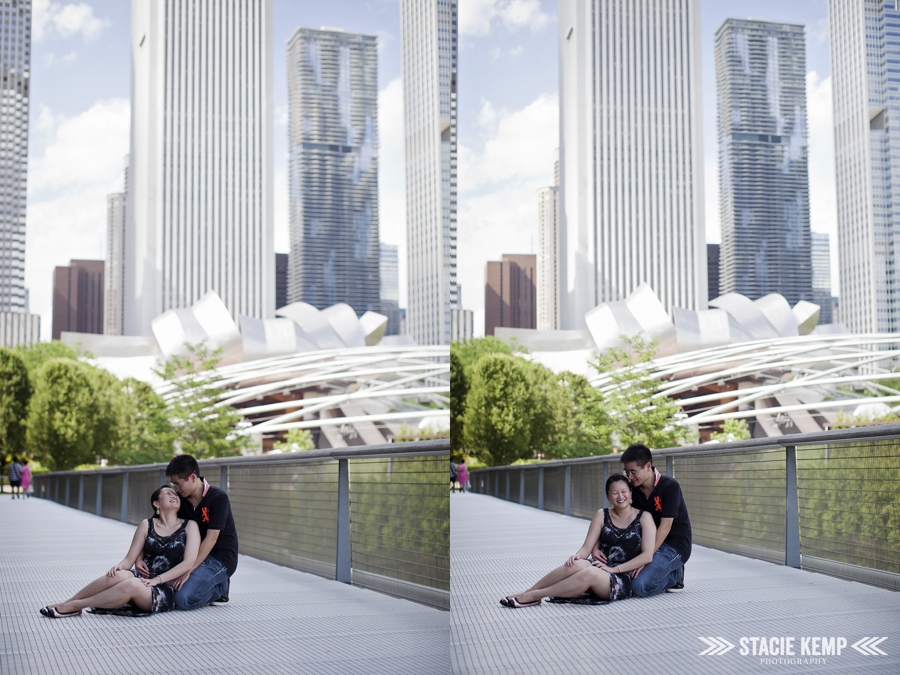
25, 0, 834, 340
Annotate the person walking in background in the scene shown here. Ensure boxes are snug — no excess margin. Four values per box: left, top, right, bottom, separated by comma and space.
457, 462, 468, 493
450, 460, 458, 492
8, 458, 22, 499
20, 459, 31, 498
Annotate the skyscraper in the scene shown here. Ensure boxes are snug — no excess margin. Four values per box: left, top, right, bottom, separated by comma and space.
484, 254, 536, 336
380, 243, 401, 335
716, 18, 812, 307
811, 232, 833, 324
537, 149, 559, 331
126, 0, 274, 336
558, 0, 706, 329
829, 0, 900, 333
286, 27, 379, 314
400, 0, 458, 345
53, 260, 104, 340
104, 156, 128, 336
0, 0, 38, 346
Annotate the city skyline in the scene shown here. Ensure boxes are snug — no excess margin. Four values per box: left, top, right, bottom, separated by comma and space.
21, 1, 841, 342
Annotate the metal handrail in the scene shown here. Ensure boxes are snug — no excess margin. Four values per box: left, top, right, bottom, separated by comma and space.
34, 440, 450, 610
469, 425, 900, 591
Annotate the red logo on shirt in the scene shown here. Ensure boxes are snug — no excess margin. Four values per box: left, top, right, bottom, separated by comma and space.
653, 496, 663, 512
201, 507, 210, 523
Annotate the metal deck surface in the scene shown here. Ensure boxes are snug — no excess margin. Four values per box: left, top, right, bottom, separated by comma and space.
451, 492, 900, 674
0, 497, 449, 674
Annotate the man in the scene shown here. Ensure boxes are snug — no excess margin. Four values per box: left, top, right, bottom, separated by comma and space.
619, 443, 691, 596
137, 455, 238, 609
8, 458, 22, 499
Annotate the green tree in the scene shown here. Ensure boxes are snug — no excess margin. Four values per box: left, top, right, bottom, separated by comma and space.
449, 350, 466, 455
524, 360, 567, 456
86, 366, 126, 461
592, 334, 696, 450
272, 428, 315, 452
14, 341, 80, 383
113, 378, 176, 465
26, 359, 98, 470
710, 418, 752, 443
462, 353, 535, 466
155, 342, 250, 459
547, 370, 612, 458
0, 348, 31, 463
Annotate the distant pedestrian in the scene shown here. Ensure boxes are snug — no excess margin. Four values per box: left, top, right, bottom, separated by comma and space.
457, 462, 468, 493
20, 459, 32, 498
450, 461, 458, 492
8, 458, 22, 499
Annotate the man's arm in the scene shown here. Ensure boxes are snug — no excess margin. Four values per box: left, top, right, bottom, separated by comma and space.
171, 529, 219, 590
654, 517, 673, 553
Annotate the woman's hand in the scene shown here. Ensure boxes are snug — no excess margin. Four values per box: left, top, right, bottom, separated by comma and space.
140, 576, 161, 588
564, 554, 580, 567
107, 565, 122, 578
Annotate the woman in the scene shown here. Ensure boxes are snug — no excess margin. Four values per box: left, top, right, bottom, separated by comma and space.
20, 459, 31, 498
500, 474, 656, 608
40, 486, 200, 618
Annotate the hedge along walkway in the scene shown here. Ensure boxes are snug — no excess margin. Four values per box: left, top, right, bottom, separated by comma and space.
0, 496, 448, 675
451, 492, 900, 675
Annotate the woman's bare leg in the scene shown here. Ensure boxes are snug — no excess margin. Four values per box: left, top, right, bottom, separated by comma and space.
504, 559, 590, 601
515, 567, 612, 604
54, 577, 153, 614
49, 570, 135, 608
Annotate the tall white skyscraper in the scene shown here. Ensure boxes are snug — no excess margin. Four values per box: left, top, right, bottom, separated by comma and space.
126, 0, 274, 336
829, 0, 900, 333
105, 155, 128, 336
0, 1, 29, 314
400, 0, 458, 345
0, 0, 39, 346
286, 28, 379, 313
558, 0, 706, 329
537, 149, 559, 331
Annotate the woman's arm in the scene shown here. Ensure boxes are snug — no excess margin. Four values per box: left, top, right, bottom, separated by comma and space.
565, 509, 604, 567
107, 520, 149, 577
144, 521, 201, 587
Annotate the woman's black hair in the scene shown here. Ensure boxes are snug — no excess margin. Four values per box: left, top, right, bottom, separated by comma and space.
149, 485, 176, 517
605, 473, 632, 495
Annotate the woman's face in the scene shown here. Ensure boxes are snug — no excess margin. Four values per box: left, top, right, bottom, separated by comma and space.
156, 487, 181, 511
607, 480, 632, 509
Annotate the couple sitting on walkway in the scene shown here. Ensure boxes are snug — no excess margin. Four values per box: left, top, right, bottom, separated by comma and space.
501, 444, 691, 608
40, 455, 237, 618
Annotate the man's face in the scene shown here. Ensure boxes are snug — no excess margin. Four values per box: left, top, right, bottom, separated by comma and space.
623, 461, 651, 487
168, 470, 195, 498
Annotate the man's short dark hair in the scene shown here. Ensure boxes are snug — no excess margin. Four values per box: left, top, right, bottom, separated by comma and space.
621, 443, 653, 467
166, 454, 200, 480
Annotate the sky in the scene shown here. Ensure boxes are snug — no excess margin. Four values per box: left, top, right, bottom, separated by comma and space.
24, 0, 835, 341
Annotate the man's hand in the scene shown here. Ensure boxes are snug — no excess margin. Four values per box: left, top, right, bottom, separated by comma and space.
591, 548, 607, 564
135, 559, 150, 578
630, 565, 644, 579
171, 570, 191, 591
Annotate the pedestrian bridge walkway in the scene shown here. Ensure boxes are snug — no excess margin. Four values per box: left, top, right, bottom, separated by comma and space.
0, 497, 448, 674
450, 492, 900, 674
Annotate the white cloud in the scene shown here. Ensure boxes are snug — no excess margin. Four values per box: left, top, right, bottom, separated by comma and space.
25, 98, 130, 340
378, 76, 408, 308
458, 92, 558, 336
33, 0, 111, 42
63, 51, 78, 62
460, 0, 550, 37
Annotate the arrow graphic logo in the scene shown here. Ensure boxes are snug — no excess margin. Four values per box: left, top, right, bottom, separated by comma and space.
698, 637, 736, 656
852, 637, 888, 656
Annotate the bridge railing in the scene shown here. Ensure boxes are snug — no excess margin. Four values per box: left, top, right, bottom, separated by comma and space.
34, 440, 450, 610
470, 426, 900, 592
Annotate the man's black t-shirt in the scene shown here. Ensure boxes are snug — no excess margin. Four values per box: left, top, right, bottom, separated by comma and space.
631, 472, 692, 563
178, 482, 239, 576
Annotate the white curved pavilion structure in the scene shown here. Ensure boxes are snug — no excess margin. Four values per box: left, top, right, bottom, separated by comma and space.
157, 345, 449, 449
499, 284, 900, 439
